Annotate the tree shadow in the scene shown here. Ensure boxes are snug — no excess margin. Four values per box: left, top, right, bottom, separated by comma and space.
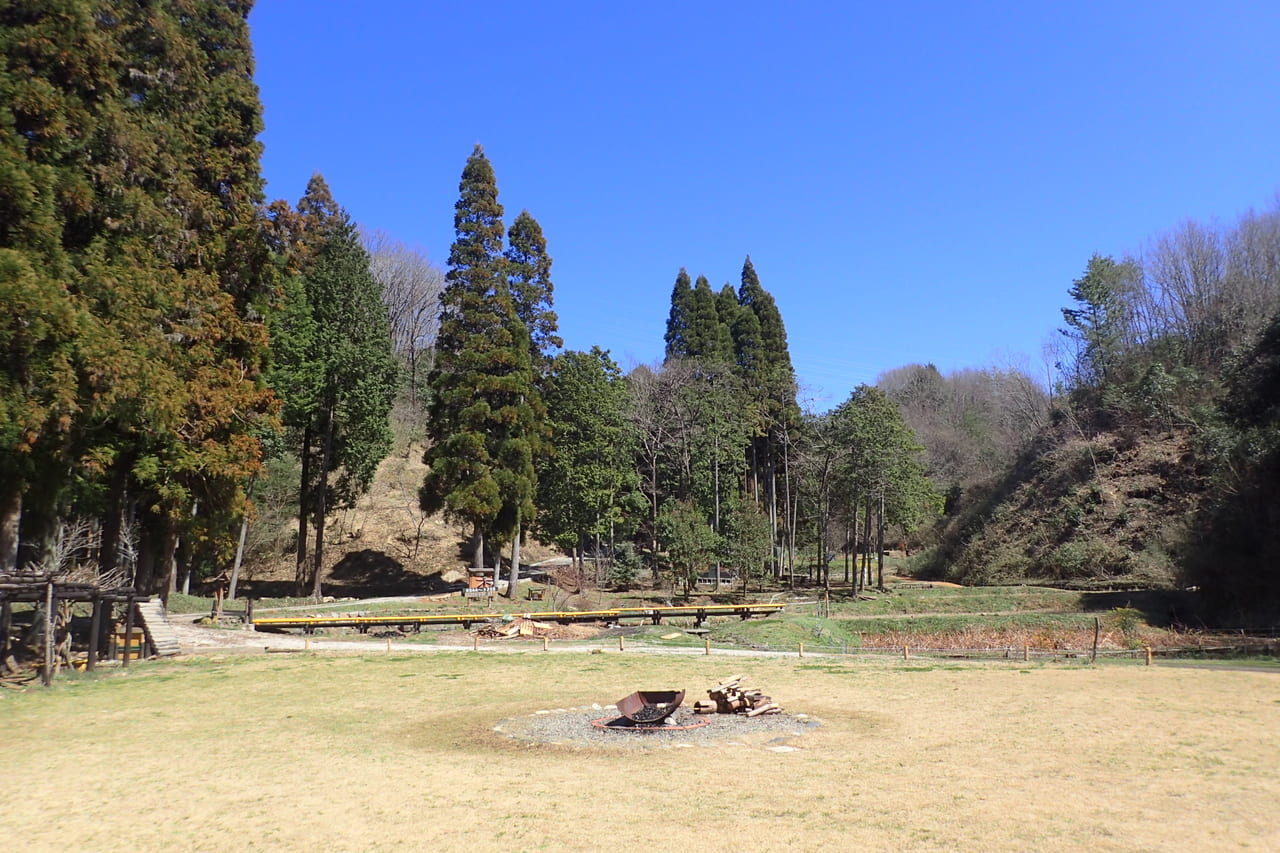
235, 549, 462, 599
1076, 589, 1199, 629
327, 549, 456, 596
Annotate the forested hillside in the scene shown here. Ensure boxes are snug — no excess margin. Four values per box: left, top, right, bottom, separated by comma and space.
911, 207, 1280, 624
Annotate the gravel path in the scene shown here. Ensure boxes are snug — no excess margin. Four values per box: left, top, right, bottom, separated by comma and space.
160, 607, 824, 653
163, 613, 808, 658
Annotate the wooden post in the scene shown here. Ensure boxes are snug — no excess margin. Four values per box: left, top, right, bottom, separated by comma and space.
245, 597, 254, 625
386, 637, 392, 653
1091, 617, 1100, 663
902, 645, 909, 660
1024, 644, 1030, 662
619, 635, 625, 652
473, 634, 479, 651
304, 637, 310, 651
798, 642, 804, 658
542, 637, 549, 652
87, 596, 102, 672
704, 637, 710, 655
1145, 646, 1153, 666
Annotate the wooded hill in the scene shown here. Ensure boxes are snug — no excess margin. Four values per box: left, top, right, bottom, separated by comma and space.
910, 208, 1280, 626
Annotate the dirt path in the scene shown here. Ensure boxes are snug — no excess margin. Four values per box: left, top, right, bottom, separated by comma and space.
163, 614, 785, 658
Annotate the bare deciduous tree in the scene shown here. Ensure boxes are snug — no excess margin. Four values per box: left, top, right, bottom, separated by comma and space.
361, 228, 445, 432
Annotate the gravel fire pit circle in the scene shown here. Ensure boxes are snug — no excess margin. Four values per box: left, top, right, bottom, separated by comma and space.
589, 714, 710, 732
495, 706, 820, 751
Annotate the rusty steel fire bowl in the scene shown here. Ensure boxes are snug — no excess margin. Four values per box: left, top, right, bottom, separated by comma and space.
591, 689, 708, 731
616, 689, 685, 724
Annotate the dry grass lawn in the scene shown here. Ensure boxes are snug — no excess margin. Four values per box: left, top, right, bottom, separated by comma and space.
2, 652, 1278, 852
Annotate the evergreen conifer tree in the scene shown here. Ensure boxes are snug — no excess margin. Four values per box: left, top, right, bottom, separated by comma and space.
715, 283, 743, 361
663, 268, 694, 359
2, 1, 277, 586
736, 255, 799, 571
505, 210, 561, 372
272, 174, 398, 598
685, 275, 728, 361
1060, 253, 1133, 388
423, 146, 547, 593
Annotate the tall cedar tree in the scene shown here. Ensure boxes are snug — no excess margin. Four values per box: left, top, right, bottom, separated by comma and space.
501, 208, 559, 593
737, 256, 799, 568
663, 268, 694, 359
685, 275, 730, 362
1, 1, 276, 588
0, 0, 99, 568
715, 283, 743, 362
505, 210, 562, 372
423, 146, 547, 590
271, 175, 398, 597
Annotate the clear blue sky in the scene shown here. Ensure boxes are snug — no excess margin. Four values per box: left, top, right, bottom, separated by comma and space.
248, 1, 1280, 409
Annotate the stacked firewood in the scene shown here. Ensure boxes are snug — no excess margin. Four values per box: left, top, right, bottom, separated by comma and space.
692, 674, 782, 717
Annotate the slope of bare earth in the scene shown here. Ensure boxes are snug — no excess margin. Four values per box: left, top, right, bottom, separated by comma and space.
926, 423, 1206, 589
236, 446, 560, 598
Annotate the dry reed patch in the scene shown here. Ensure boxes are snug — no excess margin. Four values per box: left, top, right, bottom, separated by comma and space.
1, 654, 1277, 852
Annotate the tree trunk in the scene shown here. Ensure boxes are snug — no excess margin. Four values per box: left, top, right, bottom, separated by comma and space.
876, 491, 886, 590
648, 454, 660, 583
228, 477, 255, 600
0, 484, 20, 572
135, 519, 157, 595
766, 434, 778, 577
295, 422, 312, 596
179, 500, 198, 596
507, 508, 521, 600
311, 404, 335, 601
844, 519, 851, 586
472, 524, 484, 569
98, 453, 131, 575
160, 517, 179, 607
862, 497, 873, 589
782, 433, 794, 587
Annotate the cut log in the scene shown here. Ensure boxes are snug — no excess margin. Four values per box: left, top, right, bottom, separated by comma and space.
709, 675, 743, 693
746, 702, 780, 717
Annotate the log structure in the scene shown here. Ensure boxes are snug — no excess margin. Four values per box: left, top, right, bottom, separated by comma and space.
0, 570, 143, 686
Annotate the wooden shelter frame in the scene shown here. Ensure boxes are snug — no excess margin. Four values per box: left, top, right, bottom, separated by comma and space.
0, 572, 142, 686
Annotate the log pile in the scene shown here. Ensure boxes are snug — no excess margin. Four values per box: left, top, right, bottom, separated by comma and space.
692, 674, 782, 716
476, 617, 556, 639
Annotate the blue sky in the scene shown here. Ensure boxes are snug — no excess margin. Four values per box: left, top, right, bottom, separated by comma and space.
248, 1, 1280, 409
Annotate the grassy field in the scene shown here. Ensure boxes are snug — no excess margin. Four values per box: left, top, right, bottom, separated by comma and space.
3, 651, 1278, 851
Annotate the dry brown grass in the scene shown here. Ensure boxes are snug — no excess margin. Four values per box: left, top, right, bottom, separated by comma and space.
3, 651, 1278, 851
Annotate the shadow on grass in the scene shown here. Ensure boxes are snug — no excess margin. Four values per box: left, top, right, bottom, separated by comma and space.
1077, 589, 1200, 628
237, 549, 463, 599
